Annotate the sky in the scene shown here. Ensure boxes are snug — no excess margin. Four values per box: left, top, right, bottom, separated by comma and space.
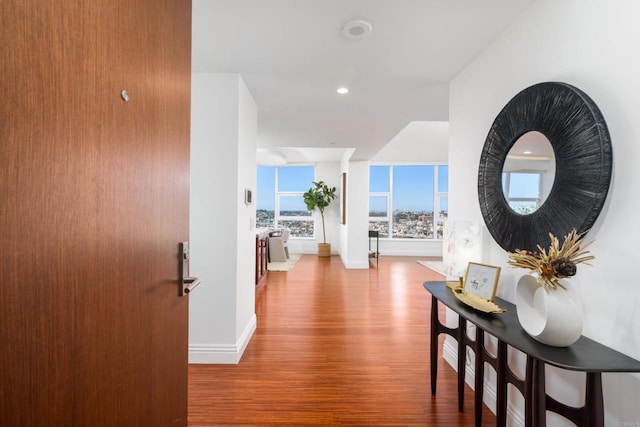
257, 166, 314, 211
370, 165, 448, 212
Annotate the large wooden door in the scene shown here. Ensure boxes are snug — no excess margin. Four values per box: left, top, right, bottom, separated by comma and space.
0, 1, 192, 425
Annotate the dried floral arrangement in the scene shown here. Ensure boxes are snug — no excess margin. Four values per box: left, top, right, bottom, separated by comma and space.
507, 229, 595, 290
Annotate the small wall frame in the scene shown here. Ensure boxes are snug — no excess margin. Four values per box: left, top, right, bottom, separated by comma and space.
463, 262, 501, 301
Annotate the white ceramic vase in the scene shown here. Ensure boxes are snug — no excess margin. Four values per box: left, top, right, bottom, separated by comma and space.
515, 274, 583, 347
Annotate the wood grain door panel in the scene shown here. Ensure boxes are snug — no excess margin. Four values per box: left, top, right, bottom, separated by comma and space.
0, 1, 191, 425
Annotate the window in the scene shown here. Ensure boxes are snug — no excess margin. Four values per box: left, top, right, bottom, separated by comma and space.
502, 171, 542, 214
369, 165, 448, 239
257, 166, 315, 237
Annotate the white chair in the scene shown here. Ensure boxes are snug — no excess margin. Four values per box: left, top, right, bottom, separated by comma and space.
269, 228, 290, 262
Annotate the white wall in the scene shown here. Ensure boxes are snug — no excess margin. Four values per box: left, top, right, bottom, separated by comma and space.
449, 0, 640, 425
372, 121, 448, 163
189, 73, 257, 364
341, 161, 370, 269
235, 79, 258, 341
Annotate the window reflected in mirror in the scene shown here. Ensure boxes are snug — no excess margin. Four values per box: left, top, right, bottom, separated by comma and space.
502, 131, 555, 215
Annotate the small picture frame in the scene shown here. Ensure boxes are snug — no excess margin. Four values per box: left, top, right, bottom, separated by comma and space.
463, 262, 501, 301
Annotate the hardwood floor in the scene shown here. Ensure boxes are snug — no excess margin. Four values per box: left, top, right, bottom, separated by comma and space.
188, 255, 496, 426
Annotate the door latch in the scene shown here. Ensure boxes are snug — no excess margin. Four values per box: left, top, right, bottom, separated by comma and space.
179, 241, 201, 296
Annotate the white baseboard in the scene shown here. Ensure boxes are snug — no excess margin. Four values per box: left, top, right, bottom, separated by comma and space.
189, 314, 256, 364
442, 338, 525, 427
343, 259, 371, 269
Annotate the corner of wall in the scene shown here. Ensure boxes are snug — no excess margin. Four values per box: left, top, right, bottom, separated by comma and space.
341, 254, 370, 269
189, 314, 256, 364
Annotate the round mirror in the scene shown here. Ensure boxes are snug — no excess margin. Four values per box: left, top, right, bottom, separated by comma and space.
502, 131, 555, 215
478, 82, 612, 252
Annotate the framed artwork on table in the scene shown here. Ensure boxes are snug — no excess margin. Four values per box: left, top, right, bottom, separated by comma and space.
463, 262, 501, 301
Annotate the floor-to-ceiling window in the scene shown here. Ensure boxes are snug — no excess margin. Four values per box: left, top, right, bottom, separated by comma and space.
369, 164, 448, 239
257, 165, 315, 237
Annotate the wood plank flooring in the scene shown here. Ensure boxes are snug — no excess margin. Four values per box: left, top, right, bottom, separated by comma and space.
188, 255, 496, 426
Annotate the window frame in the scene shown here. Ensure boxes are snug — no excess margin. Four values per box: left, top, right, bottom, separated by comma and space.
368, 163, 448, 241
256, 165, 316, 238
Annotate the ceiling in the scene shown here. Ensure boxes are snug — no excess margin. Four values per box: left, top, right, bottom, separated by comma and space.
192, 0, 534, 162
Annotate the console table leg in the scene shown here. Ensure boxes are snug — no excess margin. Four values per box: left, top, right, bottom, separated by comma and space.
584, 372, 604, 427
496, 340, 508, 427
430, 296, 438, 395
524, 356, 534, 427
532, 359, 546, 427
474, 329, 485, 427
457, 318, 467, 412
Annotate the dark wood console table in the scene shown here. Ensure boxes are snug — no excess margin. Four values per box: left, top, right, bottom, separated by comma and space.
255, 230, 270, 284
424, 281, 640, 427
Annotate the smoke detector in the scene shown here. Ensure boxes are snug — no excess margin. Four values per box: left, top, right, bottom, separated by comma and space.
341, 20, 372, 40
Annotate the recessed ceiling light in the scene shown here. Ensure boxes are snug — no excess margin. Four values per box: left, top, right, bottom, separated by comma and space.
341, 20, 373, 40
337, 87, 349, 94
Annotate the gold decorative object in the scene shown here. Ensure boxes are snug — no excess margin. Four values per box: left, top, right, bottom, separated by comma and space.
445, 280, 462, 291
447, 280, 506, 314
507, 229, 594, 290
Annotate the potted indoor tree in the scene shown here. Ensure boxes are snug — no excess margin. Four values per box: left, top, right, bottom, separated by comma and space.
303, 180, 337, 257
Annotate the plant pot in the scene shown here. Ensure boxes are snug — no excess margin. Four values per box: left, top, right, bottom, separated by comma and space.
317, 243, 331, 257
515, 274, 583, 347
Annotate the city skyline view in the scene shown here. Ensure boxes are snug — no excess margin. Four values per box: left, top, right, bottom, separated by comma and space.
257, 165, 449, 240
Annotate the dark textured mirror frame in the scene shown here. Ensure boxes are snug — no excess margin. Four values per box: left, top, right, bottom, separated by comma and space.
478, 82, 612, 252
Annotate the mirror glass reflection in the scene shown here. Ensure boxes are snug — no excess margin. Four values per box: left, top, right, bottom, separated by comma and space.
502, 131, 555, 215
